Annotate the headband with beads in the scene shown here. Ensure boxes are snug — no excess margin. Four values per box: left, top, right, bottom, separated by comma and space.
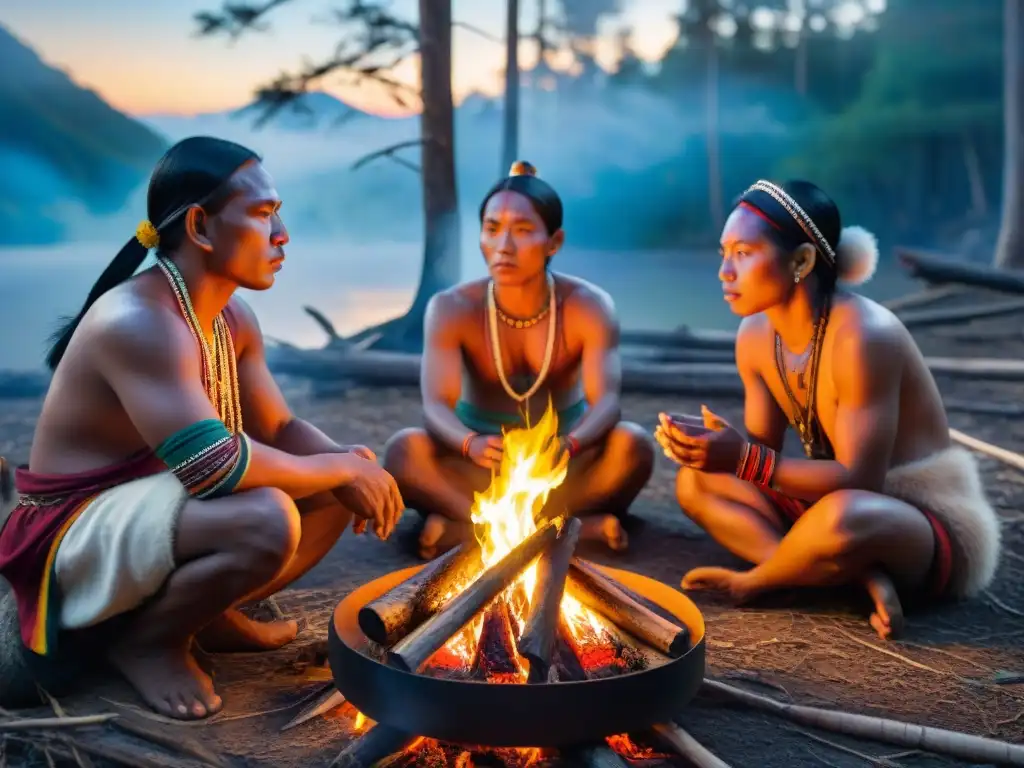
743, 179, 836, 266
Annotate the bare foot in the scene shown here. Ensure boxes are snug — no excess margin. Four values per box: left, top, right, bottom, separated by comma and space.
108, 642, 222, 720
681, 566, 754, 603
864, 571, 905, 640
579, 514, 629, 552
418, 514, 469, 560
197, 608, 299, 653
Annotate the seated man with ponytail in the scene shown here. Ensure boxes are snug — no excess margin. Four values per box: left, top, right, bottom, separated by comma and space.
383, 161, 655, 559
0, 137, 404, 720
656, 179, 1001, 640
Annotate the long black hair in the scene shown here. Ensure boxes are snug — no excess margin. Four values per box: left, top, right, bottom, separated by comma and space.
479, 161, 564, 235
46, 136, 260, 371
736, 179, 842, 293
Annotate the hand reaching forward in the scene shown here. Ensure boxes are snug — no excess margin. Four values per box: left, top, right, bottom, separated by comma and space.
334, 453, 404, 539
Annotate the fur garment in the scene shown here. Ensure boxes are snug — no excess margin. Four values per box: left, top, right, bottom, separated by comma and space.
883, 446, 1002, 598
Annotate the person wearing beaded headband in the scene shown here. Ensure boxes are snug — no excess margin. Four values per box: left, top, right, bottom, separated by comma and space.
656, 178, 1000, 641
0, 137, 404, 720
383, 160, 655, 559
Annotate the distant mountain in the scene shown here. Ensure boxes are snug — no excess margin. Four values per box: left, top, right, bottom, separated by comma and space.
0, 24, 168, 245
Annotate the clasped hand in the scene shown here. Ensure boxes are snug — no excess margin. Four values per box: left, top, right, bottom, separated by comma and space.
654, 405, 745, 474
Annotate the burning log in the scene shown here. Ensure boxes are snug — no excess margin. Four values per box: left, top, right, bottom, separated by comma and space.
565, 560, 690, 658
568, 744, 630, 768
517, 517, 582, 683
329, 725, 419, 768
358, 544, 482, 646
387, 518, 562, 673
469, 600, 520, 681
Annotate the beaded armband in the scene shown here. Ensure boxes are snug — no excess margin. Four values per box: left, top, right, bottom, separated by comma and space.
155, 418, 251, 499
735, 442, 778, 488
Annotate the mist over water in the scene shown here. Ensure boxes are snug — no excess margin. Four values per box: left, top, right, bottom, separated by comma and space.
0, 83, 921, 371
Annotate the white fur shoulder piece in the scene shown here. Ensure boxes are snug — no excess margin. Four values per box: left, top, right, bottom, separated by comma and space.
835, 225, 879, 286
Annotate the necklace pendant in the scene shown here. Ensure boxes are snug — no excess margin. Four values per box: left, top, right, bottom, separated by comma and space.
797, 370, 806, 389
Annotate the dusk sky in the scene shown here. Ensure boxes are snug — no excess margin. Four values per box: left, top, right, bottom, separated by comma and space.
4, 0, 686, 117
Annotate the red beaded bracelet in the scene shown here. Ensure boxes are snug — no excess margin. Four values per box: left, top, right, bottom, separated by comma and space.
735, 442, 777, 488
566, 435, 581, 458
461, 432, 478, 458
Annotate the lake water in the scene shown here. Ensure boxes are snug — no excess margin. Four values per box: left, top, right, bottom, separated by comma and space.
0, 238, 919, 371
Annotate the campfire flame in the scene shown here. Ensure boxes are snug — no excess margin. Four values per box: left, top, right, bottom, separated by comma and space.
442, 401, 606, 666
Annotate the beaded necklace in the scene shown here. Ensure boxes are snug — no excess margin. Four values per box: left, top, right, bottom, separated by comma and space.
773, 295, 831, 459
487, 272, 557, 403
155, 256, 243, 434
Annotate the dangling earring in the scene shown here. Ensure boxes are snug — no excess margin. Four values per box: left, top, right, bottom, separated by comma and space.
794, 273, 801, 284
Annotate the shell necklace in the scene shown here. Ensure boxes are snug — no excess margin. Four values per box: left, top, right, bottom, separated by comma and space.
487, 272, 557, 403
155, 256, 244, 434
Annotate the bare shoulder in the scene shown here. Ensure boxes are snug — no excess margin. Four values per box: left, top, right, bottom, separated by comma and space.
84, 284, 195, 371
829, 294, 907, 359
224, 295, 263, 352
424, 279, 486, 341
558, 274, 616, 323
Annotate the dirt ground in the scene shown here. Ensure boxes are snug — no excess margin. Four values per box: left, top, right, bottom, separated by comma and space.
2, 290, 1024, 767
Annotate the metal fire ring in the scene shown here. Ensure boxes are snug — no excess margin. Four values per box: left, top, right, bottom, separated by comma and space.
329, 563, 706, 748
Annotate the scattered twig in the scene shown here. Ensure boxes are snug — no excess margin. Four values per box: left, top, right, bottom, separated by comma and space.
280, 686, 346, 731
111, 716, 230, 767
949, 428, 1024, 472
653, 722, 731, 767
831, 627, 951, 677
897, 642, 991, 672
38, 690, 93, 768
0, 714, 117, 733
986, 590, 1024, 620
784, 724, 906, 767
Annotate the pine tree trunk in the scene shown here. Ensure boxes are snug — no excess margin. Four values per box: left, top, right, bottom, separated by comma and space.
995, 0, 1024, 268
705, 36, 724, 232
405, 0, 461, 333
501, 0, 521, 174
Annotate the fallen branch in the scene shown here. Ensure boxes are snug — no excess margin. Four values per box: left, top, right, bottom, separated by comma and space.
652, 722, 732, 768
949, 428, 1024, 472
702, 678, 1024, 765
896, 248, 1024, 294
329, 725, 419, 768
944, 399, 1024, 417
897, 298, 1024, 328
882, 285, 962, 312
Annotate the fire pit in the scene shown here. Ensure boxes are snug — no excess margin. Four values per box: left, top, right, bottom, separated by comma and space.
327, 406, 706, 764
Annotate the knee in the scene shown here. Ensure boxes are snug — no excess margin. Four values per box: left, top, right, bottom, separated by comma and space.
807, 490, 878, 548
232, 488, 302, 578
606, 422, 656, 478
383, 428, 433, 480
675, 467, 707, 521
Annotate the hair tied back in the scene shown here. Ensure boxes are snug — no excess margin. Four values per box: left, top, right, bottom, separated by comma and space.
509, 160, 538, 178
835, 225, 879, 286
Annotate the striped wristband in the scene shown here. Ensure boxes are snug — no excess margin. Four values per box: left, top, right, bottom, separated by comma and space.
736, 442, 778, 488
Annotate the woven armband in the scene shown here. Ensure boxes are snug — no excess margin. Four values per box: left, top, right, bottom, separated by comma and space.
735, 442, 778, 488
154, 418, 251, 499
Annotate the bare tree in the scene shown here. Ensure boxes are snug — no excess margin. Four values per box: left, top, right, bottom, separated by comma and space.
501, 0, 521, 172
195, 0, 460, 350
995, 0, 1024, 268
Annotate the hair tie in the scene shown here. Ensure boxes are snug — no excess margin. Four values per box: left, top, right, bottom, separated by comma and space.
136, 220, 160, 250
509, 161, 537, 177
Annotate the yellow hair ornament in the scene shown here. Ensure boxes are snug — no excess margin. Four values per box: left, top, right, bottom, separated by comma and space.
508, 160, 537, 177
135, 220, 159, 250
